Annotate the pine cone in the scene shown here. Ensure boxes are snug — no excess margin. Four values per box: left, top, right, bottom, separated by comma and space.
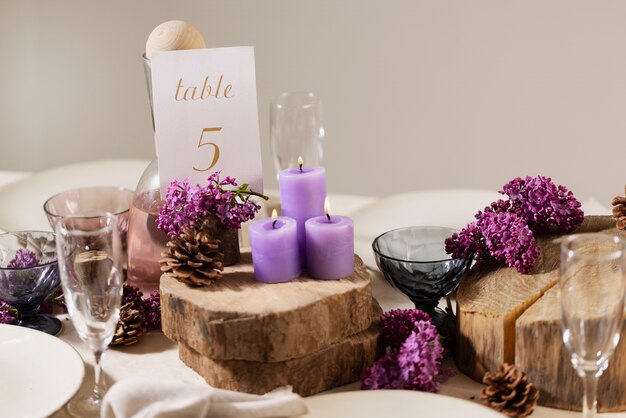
481, 363, 539, 418
110, 302, 147, 347
612, 186, 626, 230
159, 221, 225, 287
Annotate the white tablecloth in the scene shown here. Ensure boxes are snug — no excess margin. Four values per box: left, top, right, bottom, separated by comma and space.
0, 169, 620, 418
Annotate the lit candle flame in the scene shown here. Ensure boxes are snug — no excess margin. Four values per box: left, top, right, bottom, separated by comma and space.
272, 209, 278, 229
298, 156, 303, 171
324, 197, 331, 222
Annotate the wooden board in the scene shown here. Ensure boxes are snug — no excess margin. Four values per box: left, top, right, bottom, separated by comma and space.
161, 252, 373, 362
179, 301, 384, 396
455, 217, 619, 403
516, 280, 626, 411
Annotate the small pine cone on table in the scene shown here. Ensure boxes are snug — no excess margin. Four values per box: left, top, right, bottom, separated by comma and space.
110, 302, 147, 347
612, 186, 626, 230
159, 221, 225, 287
481, 363, 539, 418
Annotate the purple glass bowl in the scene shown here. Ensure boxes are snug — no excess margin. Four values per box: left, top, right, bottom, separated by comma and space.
0, 231, 61, 335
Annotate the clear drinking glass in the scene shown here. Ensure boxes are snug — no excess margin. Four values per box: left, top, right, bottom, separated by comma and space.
270, 92, 324, 173
560, 233, 626, 418
55, 213, 124, 418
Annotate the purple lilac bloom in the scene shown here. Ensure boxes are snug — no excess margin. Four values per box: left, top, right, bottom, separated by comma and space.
157, 172, 262, 237
444, 222, 486, 262
0, 301, 16, 324
122, 284, 144, 308
445, 176, 582, 274
500, 176, 584, 233
476, 211, 540, 274
381, 309, 432, 351
362, 317, 444, 392
7, 248, 39, 269
121, 284, 161, 331
144, 290, 161, 331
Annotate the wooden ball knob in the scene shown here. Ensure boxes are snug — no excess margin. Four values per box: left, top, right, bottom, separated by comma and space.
145, 20, 206, 59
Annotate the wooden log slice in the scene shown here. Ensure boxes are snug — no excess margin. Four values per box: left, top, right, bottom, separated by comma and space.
179, 300, 384, 396
516, 268, 626, 411
161, 252, 373, 362
455, 216, 615, 382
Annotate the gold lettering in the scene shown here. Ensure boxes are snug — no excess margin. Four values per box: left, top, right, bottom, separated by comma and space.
224, 84, 233, 98
215, 75, 224, 98
183, 87, 198, 101
175, 78, 184, 101
175, 76, 234, 101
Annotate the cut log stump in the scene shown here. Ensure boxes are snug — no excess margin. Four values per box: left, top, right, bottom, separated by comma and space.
161, 252, 373, 362
455, 216, 626, 411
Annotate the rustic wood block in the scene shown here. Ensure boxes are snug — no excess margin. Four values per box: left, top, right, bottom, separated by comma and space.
455, 216, 615, 382
178, 300, 384, 396
161, 252, 373, 362
517, 275, 626, 412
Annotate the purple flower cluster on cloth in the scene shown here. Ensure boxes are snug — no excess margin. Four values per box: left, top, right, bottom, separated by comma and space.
362, 309, 445, 393
143, 290, 161, 330
6, 248, 39, 269
0, 300, 16, 324
380, 308, 433, 351
445, 176, 583, 274
157, 172, 265, 237
122, 284, 161, 331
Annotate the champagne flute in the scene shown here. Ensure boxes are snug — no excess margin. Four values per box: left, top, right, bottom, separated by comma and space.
55, 213, 124, 418
270, 92, 324, 173
560, 233, 626, 418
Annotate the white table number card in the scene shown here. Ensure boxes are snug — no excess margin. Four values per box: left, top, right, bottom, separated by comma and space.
151, 47, 263, 196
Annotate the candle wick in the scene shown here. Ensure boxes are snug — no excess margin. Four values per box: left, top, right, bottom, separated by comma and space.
326, 213, 331, 222
272, 219, 277, 229
299, 163, 303, 172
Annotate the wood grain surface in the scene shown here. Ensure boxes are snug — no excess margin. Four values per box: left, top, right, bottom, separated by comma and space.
161, 252, 373, 362
455, 216, 624, 411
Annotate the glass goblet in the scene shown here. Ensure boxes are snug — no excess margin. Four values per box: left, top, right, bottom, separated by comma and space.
270, 92, 324, 173
55, 213, 124, 418
560, 233, 626, 418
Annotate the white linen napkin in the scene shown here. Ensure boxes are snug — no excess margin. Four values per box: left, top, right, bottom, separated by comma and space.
100, 378, 308, 418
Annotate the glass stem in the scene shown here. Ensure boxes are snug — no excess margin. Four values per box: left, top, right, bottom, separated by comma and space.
93, 350, 105, 402
582, 372, 598, 418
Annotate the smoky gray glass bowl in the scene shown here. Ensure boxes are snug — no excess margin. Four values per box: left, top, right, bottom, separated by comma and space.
372, 226, 471, 315
0, 231, 61, 335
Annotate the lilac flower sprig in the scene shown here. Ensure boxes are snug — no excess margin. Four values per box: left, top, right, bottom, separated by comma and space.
122, 284, 161, 331
0, 301, 17, 324
157, 171, 268, 237
362, 309, 447, 393
501, 176, 584, 233
445, 176, 583, 274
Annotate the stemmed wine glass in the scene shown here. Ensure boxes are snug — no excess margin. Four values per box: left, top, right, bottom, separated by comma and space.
560, 233, 626, 418
55, 213, 124, 418
270, 92, 324, 173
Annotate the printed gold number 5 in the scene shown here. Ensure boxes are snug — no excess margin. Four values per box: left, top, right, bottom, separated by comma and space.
193, 127, 223, 172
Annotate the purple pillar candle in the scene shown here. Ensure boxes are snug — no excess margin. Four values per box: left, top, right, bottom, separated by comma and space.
250, 210, 301, 283
305, 208, 354, 280
278, 160, 326, 265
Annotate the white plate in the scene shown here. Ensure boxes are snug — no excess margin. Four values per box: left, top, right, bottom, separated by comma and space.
303, 390, 504, 417
0, 159, 150, 232
351, 189, 501, 268
0, 324, 84, 418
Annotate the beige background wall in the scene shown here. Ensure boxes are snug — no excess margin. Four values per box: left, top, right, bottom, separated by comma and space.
0, 0, 624, 205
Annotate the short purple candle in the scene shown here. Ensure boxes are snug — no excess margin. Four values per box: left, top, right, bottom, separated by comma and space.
278, 161, 326, 266
305, 213, 354, 280
250, 212, 301, 283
